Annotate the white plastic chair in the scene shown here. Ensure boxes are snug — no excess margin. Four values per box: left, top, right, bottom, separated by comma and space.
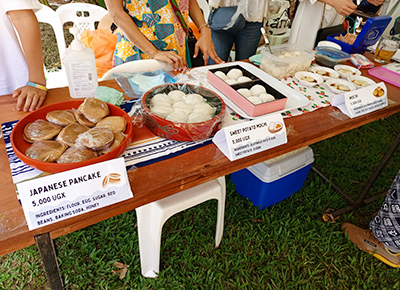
35, 4, 68, 89
100, 59, 172, 81
135, 176, 226, 278
56, 3, 108, 38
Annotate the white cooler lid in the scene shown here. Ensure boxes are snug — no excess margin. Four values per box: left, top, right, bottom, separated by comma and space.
248, 146, 314, 182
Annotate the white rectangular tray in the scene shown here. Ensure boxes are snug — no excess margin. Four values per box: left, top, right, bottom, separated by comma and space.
192, 61, 309, 119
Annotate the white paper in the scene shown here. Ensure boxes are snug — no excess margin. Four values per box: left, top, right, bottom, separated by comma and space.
332, 82, 388, 118
17, 158, 133, 230
213, 114, 287, 161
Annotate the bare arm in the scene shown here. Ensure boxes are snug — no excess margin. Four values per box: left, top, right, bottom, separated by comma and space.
105, 0, 184, 70
366, 0, 384, 6
8, 9, 47, 112
188, 0, 223, 65
319, 0, 357, 16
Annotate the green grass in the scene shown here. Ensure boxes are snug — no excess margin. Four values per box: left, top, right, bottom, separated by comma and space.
1, 113, 399, 289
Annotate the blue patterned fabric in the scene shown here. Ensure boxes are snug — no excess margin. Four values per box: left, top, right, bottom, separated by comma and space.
370, 170, 400, 250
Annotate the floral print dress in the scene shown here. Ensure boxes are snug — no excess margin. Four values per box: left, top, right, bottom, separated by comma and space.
113, 0, 189, 66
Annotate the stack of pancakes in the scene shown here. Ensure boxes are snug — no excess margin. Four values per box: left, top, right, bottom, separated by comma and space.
24, 98, 128, 164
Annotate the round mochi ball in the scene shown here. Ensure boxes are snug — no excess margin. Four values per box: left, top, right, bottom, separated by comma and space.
184, 93, 205, 105
237, 76, 252, 83
187, 112, 212, 123
193, 102, 215, 116
151, 93, 172, 105
227, 68, 243, 80
168, 90, 186, 103
247, 96, 262, 105
225, 79, 238, 85
237, 88, 252, 98
166, 111, 188, 123
172, 101, 193, 115
271, 66, 285, 79
150, 105, 174, 118
250, 84, 267, 96
214, 70, 228, 81
259, 93, 275, 103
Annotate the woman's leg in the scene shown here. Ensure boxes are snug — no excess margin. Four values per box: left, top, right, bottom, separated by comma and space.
209, 30, 235, 64
234, 21, 263, 61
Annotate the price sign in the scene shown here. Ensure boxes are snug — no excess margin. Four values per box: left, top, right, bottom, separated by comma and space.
333, 82, 388, 118
213, 114, 287, 161
17, 158, 133, 230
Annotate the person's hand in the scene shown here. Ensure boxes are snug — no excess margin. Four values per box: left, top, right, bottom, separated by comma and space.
151, 50, 185, 71
12, 85, 47, 112
194, 27, 224, 66
329, 0, 357, 16
366, 0, 384, 6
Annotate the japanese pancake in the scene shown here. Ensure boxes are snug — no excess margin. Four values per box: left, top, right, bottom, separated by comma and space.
56, 123, 90, 147
74, 109, 96, 127
100, 131, 126, 154
57, 146, 98, 163
25, 140, 67, 162
46, 110, 76, 126
78, 97, 110, 123
77, 127, 114, 151
95, 116, 127, 132
23, 119, 62, 143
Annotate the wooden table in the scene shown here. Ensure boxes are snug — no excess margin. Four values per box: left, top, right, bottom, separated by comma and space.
1, 58, 399, 289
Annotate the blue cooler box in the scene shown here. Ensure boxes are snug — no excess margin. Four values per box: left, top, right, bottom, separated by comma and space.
327, 15, 392, 54
231, 147, 314, 209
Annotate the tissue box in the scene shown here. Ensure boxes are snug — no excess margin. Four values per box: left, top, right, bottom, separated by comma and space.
327, 15, 392, 54
231, 147, 314, 209
207, 65, 287, 117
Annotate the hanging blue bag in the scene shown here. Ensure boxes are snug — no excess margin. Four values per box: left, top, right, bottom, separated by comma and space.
208, 6, 246, 33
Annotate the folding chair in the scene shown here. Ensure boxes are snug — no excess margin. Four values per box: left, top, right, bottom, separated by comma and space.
35, 4, 68, 89
56, 3, 108, 38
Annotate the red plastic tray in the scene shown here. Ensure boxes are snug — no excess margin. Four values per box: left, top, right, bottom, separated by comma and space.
11, 100, 134, 173
368, 67, 400, 88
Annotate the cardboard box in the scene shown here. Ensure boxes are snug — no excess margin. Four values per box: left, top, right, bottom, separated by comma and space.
231, 147, 314, 209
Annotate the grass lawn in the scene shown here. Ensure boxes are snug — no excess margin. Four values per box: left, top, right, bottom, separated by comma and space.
1, 112, 399, 289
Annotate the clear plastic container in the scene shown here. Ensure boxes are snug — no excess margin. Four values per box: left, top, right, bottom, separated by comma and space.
260, 43, 315, 79
314, 46, 351, 68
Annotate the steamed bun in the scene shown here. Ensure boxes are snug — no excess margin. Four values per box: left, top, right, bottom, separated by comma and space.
184, 93, 205, 105
166, 111, 188, 123
151, 93, 172, 105
237, 88, 251, 98
227, 68, 243, 80
237, 76, 252, 83
259, 93, 275, 103
225, 79, 238, 85
250, 84, 267, 96
168, 90, 186, 102
214, 71, 228, 80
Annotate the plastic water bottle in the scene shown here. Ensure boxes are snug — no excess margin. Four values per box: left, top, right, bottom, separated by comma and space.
64, 26, 98, 98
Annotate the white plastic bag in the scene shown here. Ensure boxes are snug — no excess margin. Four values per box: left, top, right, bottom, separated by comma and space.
267, 0, 291, 35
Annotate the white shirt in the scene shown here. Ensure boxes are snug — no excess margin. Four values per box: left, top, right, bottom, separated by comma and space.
288, 0, 344, 50
208, 0, 270, 23
0, 0, 42, 95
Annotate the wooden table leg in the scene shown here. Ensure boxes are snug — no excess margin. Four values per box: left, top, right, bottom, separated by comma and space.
314, 131, 400, 219
35, 232, 64, 290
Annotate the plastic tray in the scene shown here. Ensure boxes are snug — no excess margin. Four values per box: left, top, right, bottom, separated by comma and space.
192, 61, 310, 119
10, 100, 134, 173
368, 67, 400, 88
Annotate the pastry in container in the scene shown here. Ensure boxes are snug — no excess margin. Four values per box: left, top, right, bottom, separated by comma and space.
141, 83, 225, 142
259, 43, 315, 79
